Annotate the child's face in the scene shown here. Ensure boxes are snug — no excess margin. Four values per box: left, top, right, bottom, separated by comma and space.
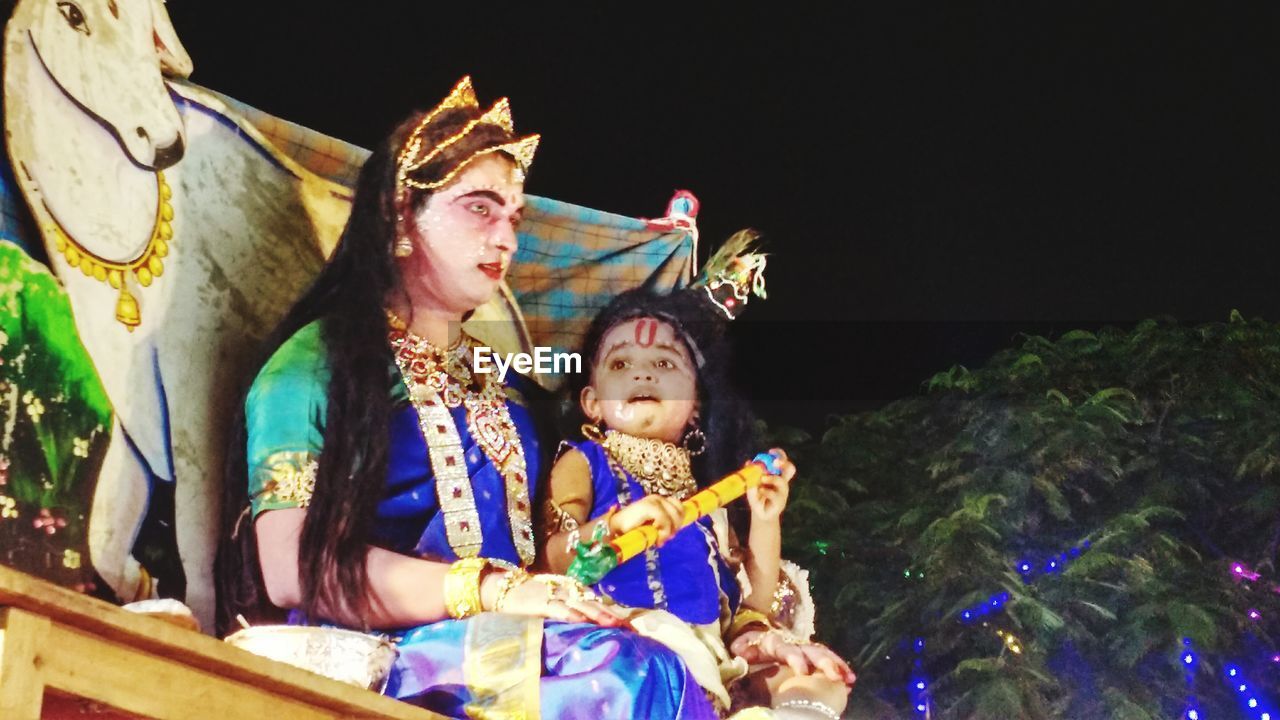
581, 318, 698, 444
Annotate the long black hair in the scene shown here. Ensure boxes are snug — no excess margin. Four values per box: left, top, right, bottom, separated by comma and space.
216, 108, 519, 635
560, 288, 760, 495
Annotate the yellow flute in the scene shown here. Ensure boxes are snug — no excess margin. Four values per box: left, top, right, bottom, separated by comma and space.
568, 451, 784, 585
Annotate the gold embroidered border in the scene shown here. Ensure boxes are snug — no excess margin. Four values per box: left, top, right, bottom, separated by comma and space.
462, 613, 543, 719
252, 451, 319, 510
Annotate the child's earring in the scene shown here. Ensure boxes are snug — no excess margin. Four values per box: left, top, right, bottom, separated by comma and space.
581, 418, 606, 442
682, 420, 706, 456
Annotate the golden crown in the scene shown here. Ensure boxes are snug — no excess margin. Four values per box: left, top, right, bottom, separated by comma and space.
395, 76, 541, 192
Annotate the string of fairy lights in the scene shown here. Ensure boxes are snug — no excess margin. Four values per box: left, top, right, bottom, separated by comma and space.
896, 544, 1280, 717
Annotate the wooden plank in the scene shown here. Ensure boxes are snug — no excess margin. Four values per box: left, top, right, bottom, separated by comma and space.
38, 616, 355, 720
0, 608, 49, 720
0, 566, 440, 719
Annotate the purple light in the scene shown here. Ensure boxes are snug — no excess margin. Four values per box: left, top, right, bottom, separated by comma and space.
1249, 609, 1262, 620
1271, 654, 1280, 664
1230, 560, 1261, 581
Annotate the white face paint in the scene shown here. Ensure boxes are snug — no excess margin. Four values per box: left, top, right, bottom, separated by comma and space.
398, 154, 525, 316
581, 318, 698, 443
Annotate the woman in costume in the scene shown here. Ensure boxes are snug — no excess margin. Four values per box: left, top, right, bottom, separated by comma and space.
217, 77, 719, 719
539, 252, 854, 719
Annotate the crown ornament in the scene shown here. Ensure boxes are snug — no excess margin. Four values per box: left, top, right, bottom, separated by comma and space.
395, 76, 541, 193
693, 229, 768, 320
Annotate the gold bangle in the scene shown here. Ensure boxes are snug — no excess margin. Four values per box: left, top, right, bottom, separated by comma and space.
493, 568, 531, 612
728, 608, 773, 640
444, 557, 491, 619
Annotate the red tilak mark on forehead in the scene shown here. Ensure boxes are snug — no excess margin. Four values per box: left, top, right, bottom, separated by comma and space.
635, 319, 658, 347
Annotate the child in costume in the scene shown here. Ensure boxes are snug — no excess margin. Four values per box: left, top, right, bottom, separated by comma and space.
539, 234, 854, 719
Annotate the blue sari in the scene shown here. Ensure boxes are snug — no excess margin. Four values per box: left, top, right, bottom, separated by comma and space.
245, 321, 717, 719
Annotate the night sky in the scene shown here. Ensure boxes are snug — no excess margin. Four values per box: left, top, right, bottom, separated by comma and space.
166, 2, 1280, 429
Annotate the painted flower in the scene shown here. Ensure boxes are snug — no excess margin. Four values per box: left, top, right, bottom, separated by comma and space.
63, 549, 81, 570
73, 437, 89, 458
25, 397, 44, 423
34, 508, 66, 535
0, 495, 17, 519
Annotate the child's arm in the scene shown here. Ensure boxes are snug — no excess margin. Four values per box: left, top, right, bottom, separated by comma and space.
740, 448, 796, 611
539, 449, 603, 574
540, 448, 686, 574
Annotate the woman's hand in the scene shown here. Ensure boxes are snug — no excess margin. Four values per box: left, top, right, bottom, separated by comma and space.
483, 571, 627, 627
747, 448, 796, 522
730, 629, 856, 686
609, 494, 686, 545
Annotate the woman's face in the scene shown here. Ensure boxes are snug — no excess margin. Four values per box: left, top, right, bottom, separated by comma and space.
581, 318, 698, 444
400, 154, 524, 316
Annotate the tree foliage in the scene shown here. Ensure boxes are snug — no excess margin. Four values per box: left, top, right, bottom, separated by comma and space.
777, 314, 1280, 718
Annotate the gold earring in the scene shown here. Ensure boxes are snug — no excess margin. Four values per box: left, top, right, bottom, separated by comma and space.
580, 422, 606, 442
394, 235, 414, 257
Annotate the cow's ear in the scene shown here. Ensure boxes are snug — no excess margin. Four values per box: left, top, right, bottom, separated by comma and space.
150, 0, 192, 78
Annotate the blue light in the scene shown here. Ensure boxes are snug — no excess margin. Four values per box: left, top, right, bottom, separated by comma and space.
1186, 711, 1198, 720
916, 704, 927, 713
1183, 652, 1195, 665
916, 681, 926, 690
1239, 684, 1248, 693
914, 638, 925, 652
962, 611, 973, 621
1249, 698, 1258, 708
1228, 666, 1239, 677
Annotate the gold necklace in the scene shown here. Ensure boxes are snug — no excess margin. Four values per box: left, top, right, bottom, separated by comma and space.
44, 171, 174, 331
601, 430, 697, 500
387, 312, 536, 566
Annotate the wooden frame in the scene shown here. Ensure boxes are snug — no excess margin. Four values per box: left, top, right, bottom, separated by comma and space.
0, 566, 441, 719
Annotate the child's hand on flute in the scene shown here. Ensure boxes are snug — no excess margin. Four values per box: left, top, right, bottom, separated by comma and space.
746, 447, 795, 522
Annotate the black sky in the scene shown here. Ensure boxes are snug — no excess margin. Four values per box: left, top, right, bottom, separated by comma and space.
165, 2, 1280, 428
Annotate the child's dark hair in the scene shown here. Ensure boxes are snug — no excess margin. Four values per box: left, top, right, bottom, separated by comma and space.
561, 287, 759, 492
